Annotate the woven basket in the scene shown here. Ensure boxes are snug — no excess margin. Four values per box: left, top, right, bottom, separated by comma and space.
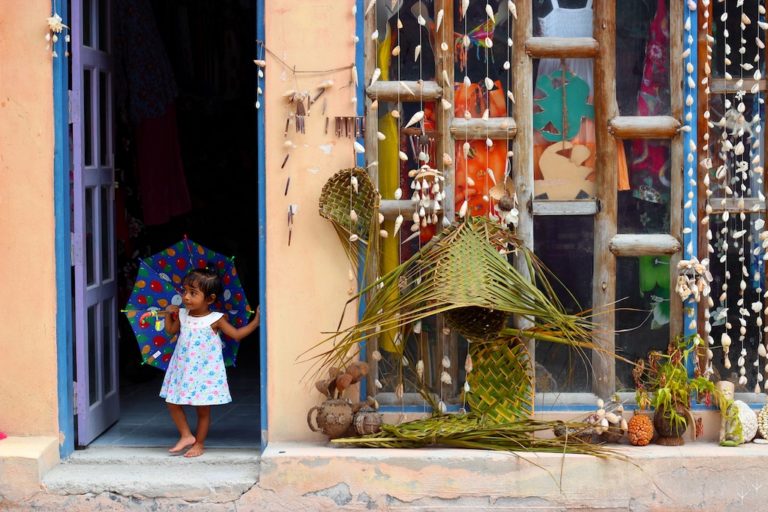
466, 337, 534, 424
445, 306, 509, 341
319, 167, 377, 241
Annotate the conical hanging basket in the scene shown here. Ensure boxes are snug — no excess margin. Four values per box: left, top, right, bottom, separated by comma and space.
319, 167, 377, 242
466, 337, 534, 424
445, 306, 509, 341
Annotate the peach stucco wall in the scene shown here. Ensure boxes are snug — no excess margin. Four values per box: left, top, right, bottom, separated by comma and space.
264, 1, 359, 441
0, 1, 59, 437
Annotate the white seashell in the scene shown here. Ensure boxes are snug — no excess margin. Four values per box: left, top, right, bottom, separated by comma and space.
350, 210, 358, 222
391, 109, 400, 119
394, 187, 402, 200
392, 45, 401, 56
371, 29, 379, 40
393, 214, 404, 235
459, 200, 469, 218
461, 0, 470, 18
463, 142, 471, 157
405, 111, 425, 129
416, 360, 424, 378
370, 68, 381, 86
442, 356, 451, 369
353, 141, 366, 154
436, 9, 444, 31
464, 381, 470, 393
485, 4, 495, 21
418, 14, 426, 26
508, 1, 517, 19
349, 234, 359, 242
399, 151, 408, 161
415, 45, 421, 61
350, 175, 359, 193
441, 98, 452, 110
372, 350, 382, 362
440, 371, 452, 385
463, 75, 471, 87
377, 131, 386, 141
484, 36, 493, 48
441, 42, 449, 51
379, 229, 389, 238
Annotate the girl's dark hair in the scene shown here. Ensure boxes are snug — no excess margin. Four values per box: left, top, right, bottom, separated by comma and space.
183, 267, 223, 299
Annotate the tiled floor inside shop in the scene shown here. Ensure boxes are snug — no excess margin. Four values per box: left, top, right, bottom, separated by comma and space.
90, 370, 260, 448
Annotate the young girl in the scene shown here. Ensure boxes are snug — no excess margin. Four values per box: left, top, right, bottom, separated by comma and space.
161, 268, 260, 457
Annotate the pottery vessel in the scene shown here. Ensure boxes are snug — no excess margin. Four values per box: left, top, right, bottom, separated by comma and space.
653, 403, 688, 446
307, 399, 354, 439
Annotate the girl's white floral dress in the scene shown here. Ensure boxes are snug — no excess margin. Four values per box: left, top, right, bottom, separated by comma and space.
160, 309, 232, 405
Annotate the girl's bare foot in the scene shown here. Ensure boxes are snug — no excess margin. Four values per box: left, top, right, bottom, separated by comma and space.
184, 443, 205, 458
169, 435, 196, 454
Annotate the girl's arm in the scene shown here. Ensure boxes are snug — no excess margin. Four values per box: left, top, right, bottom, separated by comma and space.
215, 306, 260, 341
165, 305, 181, 335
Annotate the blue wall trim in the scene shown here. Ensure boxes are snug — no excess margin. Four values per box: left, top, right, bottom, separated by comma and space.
53, 0, 75, 459
257, 0, 268, 451
355, 0, 368, 401
682, 2, 699, 378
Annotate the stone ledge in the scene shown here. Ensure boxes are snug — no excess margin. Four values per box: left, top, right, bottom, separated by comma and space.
0, 436, 59, 502
259, 441, 768, 511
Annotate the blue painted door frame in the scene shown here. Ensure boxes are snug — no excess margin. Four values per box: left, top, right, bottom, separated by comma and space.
54, 0, 269, 457
53, 0, 75, 459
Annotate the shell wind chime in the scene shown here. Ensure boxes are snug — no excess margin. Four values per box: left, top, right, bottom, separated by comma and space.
699, 0, 768, 390
409, 164, 446, 231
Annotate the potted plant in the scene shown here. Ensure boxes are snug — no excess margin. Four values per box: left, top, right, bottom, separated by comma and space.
633, 335, 723, 445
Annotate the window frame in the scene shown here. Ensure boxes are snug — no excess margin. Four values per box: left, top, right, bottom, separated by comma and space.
362, 0, 685, 406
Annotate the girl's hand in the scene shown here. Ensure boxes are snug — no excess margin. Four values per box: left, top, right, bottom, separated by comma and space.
164, 305, 181, 335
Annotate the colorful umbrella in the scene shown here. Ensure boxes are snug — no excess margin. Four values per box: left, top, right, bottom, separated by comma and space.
123, 238, 253, 370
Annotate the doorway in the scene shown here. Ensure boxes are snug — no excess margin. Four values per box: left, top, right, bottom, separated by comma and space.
71, 0, 261, 448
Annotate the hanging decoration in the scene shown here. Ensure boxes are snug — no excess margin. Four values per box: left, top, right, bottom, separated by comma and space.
699, 0, 768, 390
46, 9, 70, 58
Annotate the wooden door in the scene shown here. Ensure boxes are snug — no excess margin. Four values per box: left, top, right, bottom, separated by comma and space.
72, 0, 119, 445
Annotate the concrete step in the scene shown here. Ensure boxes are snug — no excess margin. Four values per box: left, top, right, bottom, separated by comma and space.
42, 447, 260, 502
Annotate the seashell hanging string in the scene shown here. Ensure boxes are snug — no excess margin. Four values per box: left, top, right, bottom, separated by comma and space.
701, 0, 768, 388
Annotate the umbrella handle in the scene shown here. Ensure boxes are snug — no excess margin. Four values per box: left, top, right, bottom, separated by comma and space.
307, 406, 322, 432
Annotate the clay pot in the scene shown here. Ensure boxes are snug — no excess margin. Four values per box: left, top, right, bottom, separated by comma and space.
307, 399, 354, 439
653, 403, 689, 446
353, 407, 383, 435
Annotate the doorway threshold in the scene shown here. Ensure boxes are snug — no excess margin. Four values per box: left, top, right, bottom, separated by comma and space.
42, 447, 260, 502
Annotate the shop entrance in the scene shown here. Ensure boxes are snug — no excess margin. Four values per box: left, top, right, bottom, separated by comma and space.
70, 0, 260, 448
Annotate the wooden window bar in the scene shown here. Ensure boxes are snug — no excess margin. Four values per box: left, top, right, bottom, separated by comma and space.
608, 116, 680, 139
609, 234, 682, 257
366, 81, 442, 102
524, 37, 600, 58
531, 199, 599, 216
